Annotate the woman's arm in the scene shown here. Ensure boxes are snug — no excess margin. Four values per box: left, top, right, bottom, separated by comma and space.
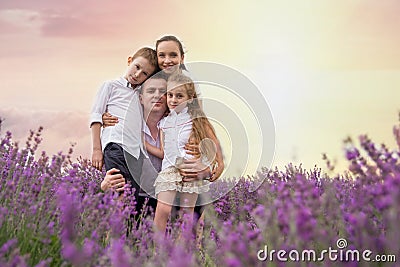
102, 112, 119, 127
180, 125, 224, 182
203, 125, 224, 182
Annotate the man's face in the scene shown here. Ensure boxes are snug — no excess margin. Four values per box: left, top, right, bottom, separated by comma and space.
140, 78, 167, 115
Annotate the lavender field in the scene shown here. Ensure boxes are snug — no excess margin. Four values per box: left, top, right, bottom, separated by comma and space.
0, 118, 399, 267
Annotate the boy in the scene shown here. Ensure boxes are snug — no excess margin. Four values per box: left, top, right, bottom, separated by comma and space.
90, 47, 158, 200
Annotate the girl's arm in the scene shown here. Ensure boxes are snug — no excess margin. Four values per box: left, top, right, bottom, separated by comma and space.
144, 130, 164, 159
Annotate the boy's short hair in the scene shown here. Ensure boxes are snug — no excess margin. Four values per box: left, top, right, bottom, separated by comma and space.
132, 47, 159, 73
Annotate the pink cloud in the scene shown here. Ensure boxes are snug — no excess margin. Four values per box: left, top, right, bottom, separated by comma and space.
346, 1, 400, 42
0, 0, 165, 38
0, 17, 20, 33
39, 14, 113, 37
0, 0, 81, 11
0, 108, 91, 159
330, 1, 400, 69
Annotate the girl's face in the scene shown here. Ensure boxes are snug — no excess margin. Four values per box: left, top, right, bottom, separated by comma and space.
157, 41, 184, 72
166, 82, 191, 113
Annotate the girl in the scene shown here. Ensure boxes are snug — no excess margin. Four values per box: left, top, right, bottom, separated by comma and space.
147, 72, 218, 232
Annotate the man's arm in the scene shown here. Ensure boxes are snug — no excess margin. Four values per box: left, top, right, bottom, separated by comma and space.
179, 158, 212, 181
101, 168, 125, 192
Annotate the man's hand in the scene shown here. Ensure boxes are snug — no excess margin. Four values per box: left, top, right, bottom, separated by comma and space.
178, 158, 213, 182
101, 168, 125, 192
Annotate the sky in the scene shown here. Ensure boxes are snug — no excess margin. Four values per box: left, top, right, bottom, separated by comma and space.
1, 0, 400, 178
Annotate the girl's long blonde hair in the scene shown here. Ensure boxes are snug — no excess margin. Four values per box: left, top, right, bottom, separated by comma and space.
167, 73, 217, 164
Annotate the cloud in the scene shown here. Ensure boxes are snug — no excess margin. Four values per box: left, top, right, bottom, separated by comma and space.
0, 9, 42, 34
39, 13, 110, 37
0, 108, 91, 159
0, 1, 165, 38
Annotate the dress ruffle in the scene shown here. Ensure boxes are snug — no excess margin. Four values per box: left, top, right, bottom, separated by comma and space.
154, 166, 210, 195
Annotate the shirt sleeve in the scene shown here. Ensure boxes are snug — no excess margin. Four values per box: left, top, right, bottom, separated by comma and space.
89, 81, 112, 127
158, 117, 167, 130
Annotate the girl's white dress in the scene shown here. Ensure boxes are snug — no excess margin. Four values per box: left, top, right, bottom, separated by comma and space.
154, 107, 210, 195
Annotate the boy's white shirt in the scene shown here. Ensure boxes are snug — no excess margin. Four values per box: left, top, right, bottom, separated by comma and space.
89, 77, 144, 159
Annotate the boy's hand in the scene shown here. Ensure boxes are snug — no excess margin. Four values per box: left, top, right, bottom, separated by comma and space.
92, 149, 103, 171
102, 112, 119, 128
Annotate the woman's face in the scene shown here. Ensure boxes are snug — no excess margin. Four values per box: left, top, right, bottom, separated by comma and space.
157, 41, 184, 72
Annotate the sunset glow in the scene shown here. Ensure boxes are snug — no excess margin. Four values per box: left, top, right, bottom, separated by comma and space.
1, 0, 400, 176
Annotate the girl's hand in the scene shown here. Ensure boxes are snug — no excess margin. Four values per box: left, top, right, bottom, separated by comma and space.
102, 112, 119, 128
101, 168, 125, 192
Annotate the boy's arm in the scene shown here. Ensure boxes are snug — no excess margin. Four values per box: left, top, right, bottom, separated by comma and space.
89, 81, 112, 171
91, 122, 103, 171
144, 130, 164, 159
90, 81, 112, 128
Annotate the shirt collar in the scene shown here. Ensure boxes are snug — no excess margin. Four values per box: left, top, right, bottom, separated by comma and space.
170, 106, 189, 116
142, 119, 161, 142
118, 77, 140, 90
142, 119, 150, 135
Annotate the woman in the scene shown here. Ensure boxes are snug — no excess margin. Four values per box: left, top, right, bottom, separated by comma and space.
155, 35, 223, 180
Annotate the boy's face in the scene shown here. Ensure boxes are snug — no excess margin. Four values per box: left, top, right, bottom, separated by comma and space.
124, 56, 155, 86
140, 78, 167, 115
